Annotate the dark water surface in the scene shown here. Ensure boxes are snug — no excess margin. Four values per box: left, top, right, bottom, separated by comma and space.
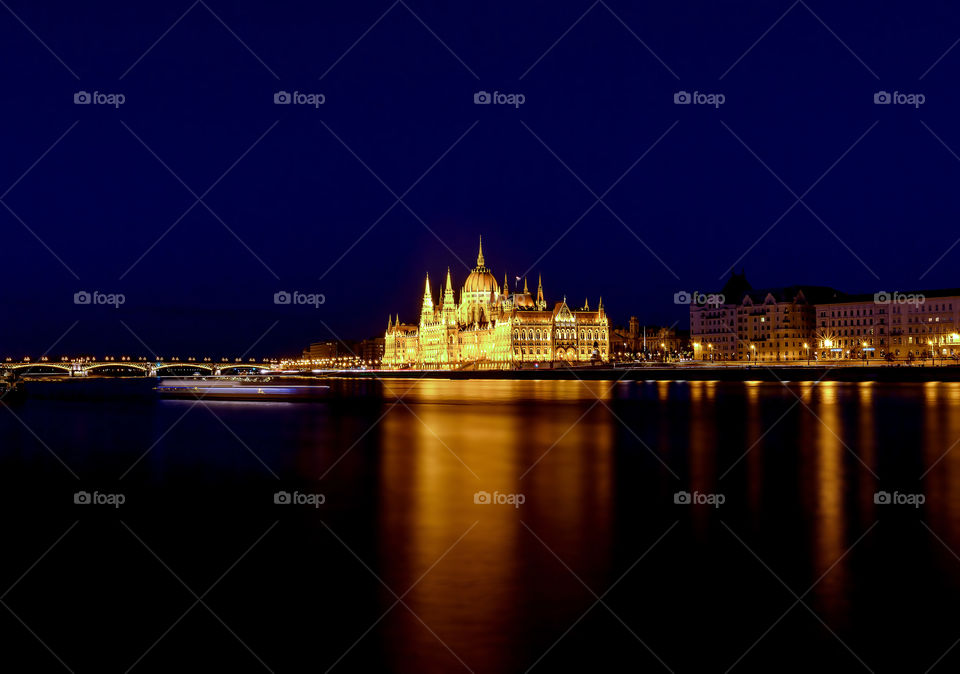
2, 379, 960, 672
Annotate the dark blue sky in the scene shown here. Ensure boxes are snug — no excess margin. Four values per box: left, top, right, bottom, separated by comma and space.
2, 1, 960, 358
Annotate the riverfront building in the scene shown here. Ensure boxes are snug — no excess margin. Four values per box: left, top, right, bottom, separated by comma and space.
382, 239, 610, 369
814, 291, 960, 360
690, 271, 837, 362
691, 272, 960, 362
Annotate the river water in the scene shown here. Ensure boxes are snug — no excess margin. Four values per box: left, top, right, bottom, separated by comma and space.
2, 378, 959, 672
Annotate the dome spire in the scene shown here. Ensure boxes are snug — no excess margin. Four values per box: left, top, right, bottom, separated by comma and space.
477, 235, 485, 267
523, 277, 529, 293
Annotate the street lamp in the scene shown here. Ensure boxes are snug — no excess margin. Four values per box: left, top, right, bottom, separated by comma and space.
749, 344, 755, 363
804, 342, 809, 365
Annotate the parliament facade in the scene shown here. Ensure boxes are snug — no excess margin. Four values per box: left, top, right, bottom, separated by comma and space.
383, 239, 610, 369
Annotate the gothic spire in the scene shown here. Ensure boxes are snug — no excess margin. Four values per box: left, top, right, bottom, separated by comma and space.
523, 277, 529, 294
443, 268, 456, 311
477, 235, 485, 267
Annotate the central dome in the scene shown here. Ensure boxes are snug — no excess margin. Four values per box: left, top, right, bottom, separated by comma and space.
463, 269, 498, 294
462, 237, 499, 296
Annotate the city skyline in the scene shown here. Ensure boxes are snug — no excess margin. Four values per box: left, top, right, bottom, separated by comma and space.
3, 2, 960, 357
6, 4, 960, 672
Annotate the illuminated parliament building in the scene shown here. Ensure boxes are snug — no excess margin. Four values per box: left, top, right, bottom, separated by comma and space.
383, 239, 610, 369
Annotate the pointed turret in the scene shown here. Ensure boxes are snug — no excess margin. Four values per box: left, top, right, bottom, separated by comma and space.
523, 277, 529, 294
536, 274, 546, 310
477, 235, 485, 267
442, 268, 457, 325
387, 315, 392, 331
420, 273, 434, 325
583, 297, 590, 311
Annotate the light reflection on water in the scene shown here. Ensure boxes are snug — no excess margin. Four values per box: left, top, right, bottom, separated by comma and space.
6, 379, 960, 670
351, 380, 960, 670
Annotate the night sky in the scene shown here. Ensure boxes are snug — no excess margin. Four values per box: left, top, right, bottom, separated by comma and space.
2, 1, 959, 358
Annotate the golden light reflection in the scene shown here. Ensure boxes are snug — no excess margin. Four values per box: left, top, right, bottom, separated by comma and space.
745, 382, 763, 514
856, 383, 876, 510
376, 380, 615, 671
808, 382, 848, 624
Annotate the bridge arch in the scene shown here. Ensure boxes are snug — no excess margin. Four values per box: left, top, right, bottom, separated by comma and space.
6, 363, 72, 374
84, 363, 149, 375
